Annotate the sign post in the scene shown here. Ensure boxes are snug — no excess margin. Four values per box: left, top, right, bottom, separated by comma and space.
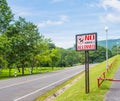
76, 32, 97, 94
85, 50, 89, 93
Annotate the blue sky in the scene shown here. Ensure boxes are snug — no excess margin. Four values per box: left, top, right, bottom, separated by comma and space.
7, 0, 120, 48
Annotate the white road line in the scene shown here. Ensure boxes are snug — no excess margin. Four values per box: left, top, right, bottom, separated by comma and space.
0, 67, 83, 90
14, 72, 81, 101
0, 73, 58, 90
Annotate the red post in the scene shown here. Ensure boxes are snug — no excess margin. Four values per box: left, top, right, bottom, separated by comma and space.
97, 78, 100, 87
103, 72, 105, 78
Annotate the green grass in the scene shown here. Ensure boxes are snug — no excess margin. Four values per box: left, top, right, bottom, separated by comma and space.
34, 71, 84, 101
53, 55, 120, 101
0, 67, 63, 80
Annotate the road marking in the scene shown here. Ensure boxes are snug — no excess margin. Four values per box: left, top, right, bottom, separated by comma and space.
14, 72, 82, 101
0, 73, 58, 90
0, 66, 84, 90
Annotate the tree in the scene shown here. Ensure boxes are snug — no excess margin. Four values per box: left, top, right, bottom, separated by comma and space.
4, 17, 43, 75
58, 48, 81, 67
48, 42, 56, 49
112, 45, 120, 56
0, 35, 8, 70
0, 0, 13, 34
50, 48, 61, 70
64, 50, 78, 66
36, 50, 51, 67
89, 46, 112, 63
58, 48, 68, 67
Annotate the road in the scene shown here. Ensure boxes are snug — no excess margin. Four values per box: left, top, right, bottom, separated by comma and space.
0, 64, 96, 101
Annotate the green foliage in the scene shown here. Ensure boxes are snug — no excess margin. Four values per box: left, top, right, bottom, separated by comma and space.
111, 45, 120, 56
89, 46, 112, 63
1, 15, 63, 76
2, 17, 49, 76
0, 0, 13, 33
36, 50, 51, 67
0, 57, 7, 69
0, 35, 9, 69
64, 50, 79, 66
58, 48, 81, 67
50, 48, 61, 68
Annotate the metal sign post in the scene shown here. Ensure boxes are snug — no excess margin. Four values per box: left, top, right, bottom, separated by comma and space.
76, 32, 97, 94
85, 50, 89, 93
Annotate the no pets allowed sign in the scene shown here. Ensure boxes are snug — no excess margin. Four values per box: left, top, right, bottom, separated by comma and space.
76, 33, 97, 51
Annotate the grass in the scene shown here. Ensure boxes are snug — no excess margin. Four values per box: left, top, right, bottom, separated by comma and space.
53, 55, 120, 101
0, 67, 63, 80
34, 71, 85, 101
35, 55, 120, 101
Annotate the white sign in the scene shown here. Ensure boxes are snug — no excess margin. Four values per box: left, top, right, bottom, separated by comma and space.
76, 33, 97, 51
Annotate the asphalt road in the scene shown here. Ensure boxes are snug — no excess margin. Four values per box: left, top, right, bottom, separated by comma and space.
0, 64, 96, 101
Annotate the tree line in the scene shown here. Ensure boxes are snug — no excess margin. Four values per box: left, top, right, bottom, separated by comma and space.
0, 0, 81, 76
0, 0, 119, 76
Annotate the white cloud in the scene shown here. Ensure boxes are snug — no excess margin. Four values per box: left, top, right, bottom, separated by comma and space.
37, 15, 68, 28
100, 13, 120, 23
37, 20, 63, 27
100, 0, 120, 11
10, 5, 33, 17
60, 15, 68, 21
99, 0, 120, 23
52, 0, 64, 3
44, 32, 75, 49
15, 11, 31, 17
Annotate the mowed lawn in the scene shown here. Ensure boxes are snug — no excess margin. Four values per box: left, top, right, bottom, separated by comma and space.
0, 67, 63, 79
53, 55, 120, 101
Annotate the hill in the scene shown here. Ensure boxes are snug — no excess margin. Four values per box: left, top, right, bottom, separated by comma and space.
69, 38, 120, 50
98, 38, 120, 50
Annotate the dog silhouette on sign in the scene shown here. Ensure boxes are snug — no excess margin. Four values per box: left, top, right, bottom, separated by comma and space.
79, 37, 84, 44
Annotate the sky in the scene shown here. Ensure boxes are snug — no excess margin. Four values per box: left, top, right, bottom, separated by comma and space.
7, 0, 120, 49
